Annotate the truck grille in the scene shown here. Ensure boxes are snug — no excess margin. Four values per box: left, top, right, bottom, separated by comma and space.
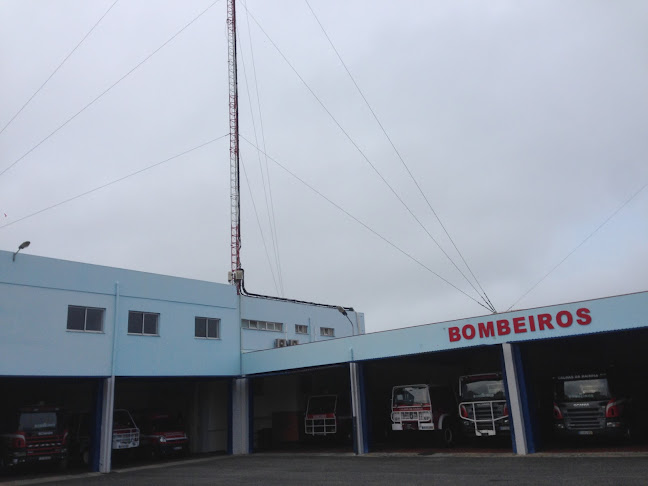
26, 434, 64, 456
400, 411, 419, 420
564, 408, 605, 430
113, 428, 139, 448
461, 400, 507, 426
305, 417, 336, 435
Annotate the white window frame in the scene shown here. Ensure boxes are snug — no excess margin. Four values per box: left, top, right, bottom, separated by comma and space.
295, 324, 309, 334
66, 305, 105, 333
128, 311, 160, 336
320, 327, 335, 337
242, 319, 283, 332
195, 317, 221, 339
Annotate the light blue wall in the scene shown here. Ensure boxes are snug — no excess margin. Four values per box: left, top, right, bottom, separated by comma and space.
241, 291, 648, 375
240, 295, 362, 352
5, 250, 647, 380
114, 293, 239, 376
0, 251, 240, 377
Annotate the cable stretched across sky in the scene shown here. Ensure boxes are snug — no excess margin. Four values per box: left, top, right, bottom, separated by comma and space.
506, 181, 648, 311
0, 0, 222, 180
240, 3, 496, 313
239, 134, 494, 314
304, 0, 496, 313
0, 0, 120, 138
237, 22, 285, 297
0, 135, 229, 232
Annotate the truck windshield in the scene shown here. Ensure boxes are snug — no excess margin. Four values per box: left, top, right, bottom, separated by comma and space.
307, 396, 337, 414
113, 410, 136, 429
19, 412, 58, 431
555, 378, 610, 402
393, 386, 430, 406
461, 380, 505, 400
148, 417, 182, 432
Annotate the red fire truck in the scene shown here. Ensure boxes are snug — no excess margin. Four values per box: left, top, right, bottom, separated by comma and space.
138, 412, 188, 457
390, 384, 457, 446
0, 405, 68, 471
304, 395, 339, 437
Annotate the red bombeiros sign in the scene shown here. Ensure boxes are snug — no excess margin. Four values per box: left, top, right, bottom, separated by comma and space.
448, 307, 592, 342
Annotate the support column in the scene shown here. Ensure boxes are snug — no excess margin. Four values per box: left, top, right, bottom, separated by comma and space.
349, 362, 368, 454
502, 342, 534, 455
98, 376, 115, 473
231, 377, 250, 454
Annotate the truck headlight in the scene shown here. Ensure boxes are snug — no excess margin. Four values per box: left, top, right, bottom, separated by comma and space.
159, 436, 167, 443
419, 412, 432, 422
392, 412, 401, 422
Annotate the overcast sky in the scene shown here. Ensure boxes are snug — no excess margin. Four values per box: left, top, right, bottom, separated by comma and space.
1, 0, 647, 332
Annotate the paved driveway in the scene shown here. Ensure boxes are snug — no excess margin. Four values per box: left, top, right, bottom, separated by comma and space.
4, 453, 648, 485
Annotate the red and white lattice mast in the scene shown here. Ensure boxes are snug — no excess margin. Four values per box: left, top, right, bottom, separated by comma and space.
227, 0, 244, 293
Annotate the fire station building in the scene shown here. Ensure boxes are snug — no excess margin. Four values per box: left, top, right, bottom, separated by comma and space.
2, 249, 648, 473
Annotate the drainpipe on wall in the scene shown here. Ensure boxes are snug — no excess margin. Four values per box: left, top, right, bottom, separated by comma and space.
99, 282, 120, 472
239, 293, 243, 368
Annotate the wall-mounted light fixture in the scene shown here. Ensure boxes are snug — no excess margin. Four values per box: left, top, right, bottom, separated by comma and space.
12, 241, 30, 262
336, 305, 355, 336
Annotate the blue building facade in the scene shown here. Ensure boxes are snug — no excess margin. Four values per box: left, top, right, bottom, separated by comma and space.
2, 248, 648, 471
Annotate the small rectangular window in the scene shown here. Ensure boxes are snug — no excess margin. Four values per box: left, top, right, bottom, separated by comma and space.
242, 319, 283, 332
195, 317, 220, 339
320, 327, 335, 337
128, 311, 159, 336
67, 306, 105, 332
295, 324, 308, 334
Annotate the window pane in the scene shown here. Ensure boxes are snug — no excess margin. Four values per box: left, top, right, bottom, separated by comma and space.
143, 314, 158, 335
128, 312, 143, 334
67, 306, 85, 330
195, 317, 207, 338
85, 308, 103, 332
207, 319, 219, 338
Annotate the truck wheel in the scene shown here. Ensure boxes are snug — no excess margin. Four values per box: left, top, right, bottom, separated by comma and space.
441, 424, 456, 447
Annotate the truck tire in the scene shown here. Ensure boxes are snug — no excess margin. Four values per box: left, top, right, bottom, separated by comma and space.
440, 423, 456, 447
58, 455, 69, 471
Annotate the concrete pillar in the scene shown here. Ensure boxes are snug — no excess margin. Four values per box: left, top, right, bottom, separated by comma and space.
231, 377, 250, 454
349, 362, 367, 454
502, 342, 530, 455
98, 376, 115, 473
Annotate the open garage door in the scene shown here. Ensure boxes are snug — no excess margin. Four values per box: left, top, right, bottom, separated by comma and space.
250, 365, 353, 453
111, 378, 229, 467
0, 377, 102, 476
519, 327, 648, 452
363, 345, 513, 453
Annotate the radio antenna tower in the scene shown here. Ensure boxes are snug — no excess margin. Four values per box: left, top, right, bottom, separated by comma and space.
227, 0, 244, 293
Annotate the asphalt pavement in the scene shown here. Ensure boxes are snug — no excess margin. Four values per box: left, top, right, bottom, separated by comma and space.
3, 452, 648, 486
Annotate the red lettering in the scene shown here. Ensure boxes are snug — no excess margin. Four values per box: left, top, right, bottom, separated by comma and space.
497, 319, 511, 335
538, 313, 553, 330
462, 324, 476, 340
576, 308, 592, 325
513, 316, 527, 334
449, 327, 461, 342
556, 311, 573, 328
478, 322, 495, 338
528, 315, 536, 332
